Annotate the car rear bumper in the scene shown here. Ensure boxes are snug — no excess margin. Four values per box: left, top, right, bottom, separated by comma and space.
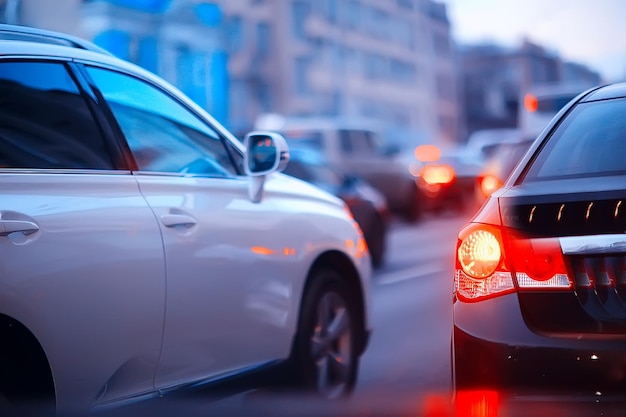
453, 293, 626, 397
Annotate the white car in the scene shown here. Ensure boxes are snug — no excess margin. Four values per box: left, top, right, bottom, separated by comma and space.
0, 24, 371, 414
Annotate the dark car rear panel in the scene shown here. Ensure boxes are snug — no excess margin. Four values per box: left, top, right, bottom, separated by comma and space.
498, 178, 626, 334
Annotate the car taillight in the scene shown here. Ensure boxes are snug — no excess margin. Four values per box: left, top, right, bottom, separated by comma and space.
478, 174, 503, 198
455, 209, 573, 302
524, 93, 538, 112
422, 164, 455, 185
455, 224, 515, 302
507, 234, 571, 289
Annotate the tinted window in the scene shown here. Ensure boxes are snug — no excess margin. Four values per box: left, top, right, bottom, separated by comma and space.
281, 130, 323, 150
284, 151, 343, 189
340, 130, 381, 155
524, 98, 626, 181
0, 61, 113, 169
339, 130, 354, 153
86, 66, 238, 177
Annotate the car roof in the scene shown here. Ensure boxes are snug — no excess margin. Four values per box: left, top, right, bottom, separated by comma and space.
0, 23, 112, 55
581, 82, 626, 102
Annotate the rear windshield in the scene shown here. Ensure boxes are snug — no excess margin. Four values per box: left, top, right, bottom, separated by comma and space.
523, 98, 626, 181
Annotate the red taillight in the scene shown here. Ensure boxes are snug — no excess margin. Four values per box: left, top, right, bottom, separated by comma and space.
455, 208, 572, 302
422, 164, 455, 185
479, 174, 503, 198
507, 234, 571, 289
455, 224, 515, 302
524, 93, 538, 113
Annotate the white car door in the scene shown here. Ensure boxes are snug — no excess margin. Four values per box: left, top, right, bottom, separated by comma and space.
0, 60, 166, 409
85, 66, 297, 390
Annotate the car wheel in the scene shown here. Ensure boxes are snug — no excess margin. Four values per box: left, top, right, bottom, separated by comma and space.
366, 215, 386, 269
292, 269, 359, 399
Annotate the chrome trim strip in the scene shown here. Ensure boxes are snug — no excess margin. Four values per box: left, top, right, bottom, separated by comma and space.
560, 234, 626, 255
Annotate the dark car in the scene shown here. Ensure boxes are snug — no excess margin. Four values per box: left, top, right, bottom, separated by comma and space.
475, 138, 535, 202
414, 145, 484, 214
453, 83, 626, 401
283, 148, 390, 268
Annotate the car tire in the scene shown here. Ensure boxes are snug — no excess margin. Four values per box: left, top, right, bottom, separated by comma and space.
291, 268, 359, 399
367, 215, 387, 269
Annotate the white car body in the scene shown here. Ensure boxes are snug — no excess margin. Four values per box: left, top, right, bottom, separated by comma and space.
0, 27, 371, 413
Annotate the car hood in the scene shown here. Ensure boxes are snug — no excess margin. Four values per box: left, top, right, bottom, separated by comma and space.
265, 172, 346, 208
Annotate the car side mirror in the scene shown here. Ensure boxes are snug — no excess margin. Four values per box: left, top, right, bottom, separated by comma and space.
244, 131, 290, 202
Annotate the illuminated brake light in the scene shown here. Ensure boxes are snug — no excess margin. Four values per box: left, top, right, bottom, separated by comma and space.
455, 223, 573, 302
479, 175, 503, 197
422, 165, 455, 185
455, 225, 515, 301
524, 93, 538, 112
458, 229, 501, 278
415, 144, 441, 162
508, 235, 572, 289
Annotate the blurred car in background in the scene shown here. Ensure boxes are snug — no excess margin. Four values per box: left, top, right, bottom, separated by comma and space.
413, 144, 484, 215
453, 82, 626, 400
256, 116, 425, 222
465, 128, 523, 161
284, 148, 390, 268
475, 138, 535, 202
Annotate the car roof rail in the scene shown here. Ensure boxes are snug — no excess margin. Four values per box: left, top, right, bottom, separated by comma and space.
0, 23, 113, 56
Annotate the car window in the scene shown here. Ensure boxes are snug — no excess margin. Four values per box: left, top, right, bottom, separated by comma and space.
340, 130, 382, 155
281, 130, 324, 151
0, 60, 114, 169
85, 66, 238, 177
524, 98, 626, 181
339, 129, 354, 154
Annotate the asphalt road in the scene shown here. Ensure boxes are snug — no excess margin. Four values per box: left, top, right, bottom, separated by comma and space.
358, 211, 468, 389
351, 211, 470, 414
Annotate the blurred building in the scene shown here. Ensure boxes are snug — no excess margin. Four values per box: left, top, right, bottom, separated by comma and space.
459, 39, 601, 137
214, 0, 460, 144
81, 0, 229, 125
1, 0, 461, 146
0, 0, 229, 125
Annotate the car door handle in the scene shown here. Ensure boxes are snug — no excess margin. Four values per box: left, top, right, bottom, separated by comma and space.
0, 220, 39, 236
160, 214, 197, 228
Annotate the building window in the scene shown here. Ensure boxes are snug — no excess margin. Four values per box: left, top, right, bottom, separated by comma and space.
256, 22, 271, 59
345, 0, 360, 29
434, 32, 450, 56
292, 0, 310, 40
294, 57, 309, 95
226, 16, 244, 53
